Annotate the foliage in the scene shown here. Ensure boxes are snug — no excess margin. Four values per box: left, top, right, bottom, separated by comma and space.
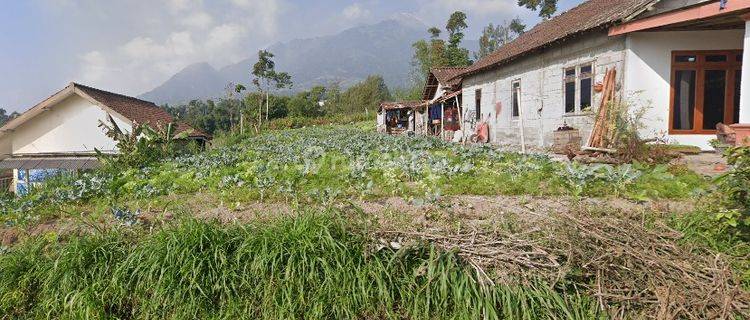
2, 125, 708, 225
474, 19, 526, 60
714, 146, 750, 231
0, 108, 19, 127
518, 0, 558, 19
96, 115, 193, 170
288, 86, 326, 117
411, 12, 473, 84
0, 212, 604, 319
251, 50, 293, 127
445, 11, 471, 67
165, 99, 235, 135
338, 75, 390, 115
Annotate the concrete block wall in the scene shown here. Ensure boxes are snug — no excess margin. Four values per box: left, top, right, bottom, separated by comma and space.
461, 30, 628, 149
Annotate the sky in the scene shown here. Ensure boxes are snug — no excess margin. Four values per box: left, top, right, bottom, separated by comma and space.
0, 0, 581, 112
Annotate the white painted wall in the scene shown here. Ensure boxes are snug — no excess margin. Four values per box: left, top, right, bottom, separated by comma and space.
624, 29, 745, 150
461, 31, 627, 148
7, 94, 131, 155
740, 22, 750, 123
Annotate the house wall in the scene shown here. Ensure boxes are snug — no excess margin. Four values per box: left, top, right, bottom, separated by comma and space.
8, 94, 131, 154
462, 30, 627, 148
624, 29, 745, 150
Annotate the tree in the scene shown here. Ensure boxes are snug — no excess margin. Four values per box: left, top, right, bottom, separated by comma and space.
411, 12, 472, 85
0, 108, 18, 127
518, 0, 557, 19
445, 11, 471, 67
234, 82, 247, 134
474, 18, 526, 60
288, 86, 326, 118
340, 76, 390, 115
252, 50, 293, 131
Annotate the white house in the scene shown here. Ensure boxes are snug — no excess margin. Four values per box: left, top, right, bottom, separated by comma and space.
455, 0, 750, 150
0, 83, 208, 194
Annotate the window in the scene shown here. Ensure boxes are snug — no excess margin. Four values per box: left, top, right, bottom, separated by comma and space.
511, 80, 521, 118
670, 50, 742, 134
475, 89, 482, 120
564, 68, 576, 113
563, 63, 593, 114
580, 65, 593, 111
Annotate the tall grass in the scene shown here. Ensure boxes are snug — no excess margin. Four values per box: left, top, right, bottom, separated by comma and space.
0, 213, 604, 319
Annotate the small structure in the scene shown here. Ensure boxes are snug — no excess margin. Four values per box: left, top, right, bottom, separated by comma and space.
377, 101, 425, 135
423, 67, 466, 141
0, 82, 209, 194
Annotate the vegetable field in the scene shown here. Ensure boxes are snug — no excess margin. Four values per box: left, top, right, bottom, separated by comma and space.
1, 124, 748, 319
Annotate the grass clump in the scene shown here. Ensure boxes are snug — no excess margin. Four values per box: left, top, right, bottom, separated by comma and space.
0, 212, 603, 319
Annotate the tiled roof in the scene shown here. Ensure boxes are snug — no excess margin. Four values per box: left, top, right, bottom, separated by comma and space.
431, 67, 466, 87
74, 83, 209, 138
457, 0, 655, 78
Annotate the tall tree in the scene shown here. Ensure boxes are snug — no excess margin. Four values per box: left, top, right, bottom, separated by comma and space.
518, 0, 557, 19
445, 11, 471, 67
411, 11, 472, 85
234, 83, 247, 133
474, 18, 526, 60
252, 50, 293, 131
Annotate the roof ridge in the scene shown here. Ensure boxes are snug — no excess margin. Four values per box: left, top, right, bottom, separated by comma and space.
72, 82, 160, 107
454, 0, 654, 79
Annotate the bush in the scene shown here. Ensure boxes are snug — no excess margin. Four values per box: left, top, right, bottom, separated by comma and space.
714, 146, 750, 231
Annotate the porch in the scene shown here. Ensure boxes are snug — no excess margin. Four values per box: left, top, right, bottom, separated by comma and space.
613, 0, 750, 149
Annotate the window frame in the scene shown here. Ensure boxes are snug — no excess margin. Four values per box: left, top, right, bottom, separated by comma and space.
669, 50, 742, 135
563, 62, 595, 115
475, 89, 482, 120
511, 79, 521, 118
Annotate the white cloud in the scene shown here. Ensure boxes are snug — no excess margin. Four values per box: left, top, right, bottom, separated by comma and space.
206, 24, 245, 50
71, 0, 285, 96
422, 0, 516, 16
342, 4, 370, 20
181, 11, 213, 29
79, 51, 108, 83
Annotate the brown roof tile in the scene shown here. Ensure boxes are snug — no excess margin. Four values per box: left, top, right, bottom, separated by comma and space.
457, 0, 655, 78
74, 83, 209, 138
431, 67, 466, 87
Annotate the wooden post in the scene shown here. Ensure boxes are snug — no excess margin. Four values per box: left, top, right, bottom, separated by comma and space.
24, 169, 30, 193
516, 86, 526, 154
455, 95, 464, 144
440, 102, 445, 140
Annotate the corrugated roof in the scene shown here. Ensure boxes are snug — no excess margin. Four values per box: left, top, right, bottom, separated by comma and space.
457, 0, 656, 79
0, 157, 101, 170
379, 101, 425, 111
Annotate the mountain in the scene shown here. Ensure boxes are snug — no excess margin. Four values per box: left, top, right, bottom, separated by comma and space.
141, 17, 429, 105
140, 62, 226, 104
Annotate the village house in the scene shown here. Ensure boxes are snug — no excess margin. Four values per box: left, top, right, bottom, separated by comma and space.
0, 83, 209, 194
452, 0, 750, 150
378, 67, 467, 139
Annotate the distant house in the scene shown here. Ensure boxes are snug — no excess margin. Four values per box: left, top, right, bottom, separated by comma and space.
377, 67, 467, 138
0, 83, 209, 194
377, 101, 425, 134
452, 0, 750, 150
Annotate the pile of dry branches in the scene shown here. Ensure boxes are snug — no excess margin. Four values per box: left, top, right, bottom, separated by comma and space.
377, 205, 750, 319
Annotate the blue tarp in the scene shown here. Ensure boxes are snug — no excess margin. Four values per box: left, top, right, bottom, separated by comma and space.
429, 104, 442, 120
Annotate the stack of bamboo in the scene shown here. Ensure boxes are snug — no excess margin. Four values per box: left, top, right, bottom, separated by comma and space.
586, 68, 617, 151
